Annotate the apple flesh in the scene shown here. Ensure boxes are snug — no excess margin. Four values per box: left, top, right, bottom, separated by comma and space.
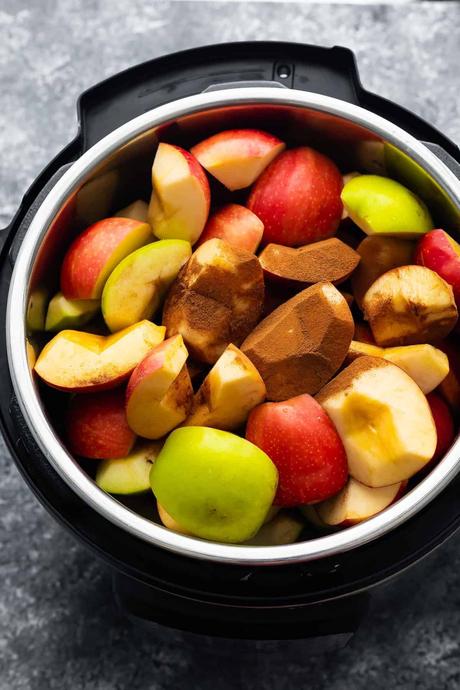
34, 319, 165, 392
435, 339, 460, 413
247, 147, 343, 247
126, 335, 193, 439
244, 511, 304, 546
191, 129, 285, 191
415, 229, 460, 307
341, 175, 433, 238
115, 199, 149, 223
66, 389, 136, 460
196, 204, 264, 253
246, 394, 348, 506
363, 265, 458, 346
101, 239, 191, 332
183, 344, 266, 431
150, 427, 278, 543
26, 287, 48, 332
426, 392, 455, 464
316, 356, 437, 487
163, 238, 264, 364
96, 441, 162, 494
61, 217, 152, 299
352, 235, 415, 309
45, 292, 99, 332
148, 143, 210, 244
316, 477, 406, 527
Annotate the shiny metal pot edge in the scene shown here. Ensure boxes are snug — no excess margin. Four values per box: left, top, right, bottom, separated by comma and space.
6, 88, 460, 565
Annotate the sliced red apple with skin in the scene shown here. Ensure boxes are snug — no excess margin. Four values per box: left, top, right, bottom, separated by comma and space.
115, 199, 149, 223
316, 477, 407, 527
66, 389, 136, 460
415, 229, 460, 307
148, 143, 210, 244
34, 320, 165, 392
61, 217, 152, 299
96, 441, 162, 494
316, 356, 437, 487
426, 392, 455, 465
196, 204, 264, 253
183, 344, 266, 431
126, 335, 193, 439
191, 129, 285, 191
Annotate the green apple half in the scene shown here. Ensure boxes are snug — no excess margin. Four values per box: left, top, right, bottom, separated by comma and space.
341, 174, 433, 238
96, 441, 162, 494
150, 426, 278, 543
45, 292, 100, 332
102, 239, 191, 332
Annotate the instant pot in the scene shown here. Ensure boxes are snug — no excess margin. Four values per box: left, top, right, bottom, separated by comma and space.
2, 42, 460, 650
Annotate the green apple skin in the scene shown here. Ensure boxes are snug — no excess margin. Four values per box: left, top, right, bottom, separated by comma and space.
45, 292, 100, 332
27, 287, 49, 332
150, 427, 278, 543
341, 175, 433, 238
102, 239, 191, 332
96, 441, 162, 494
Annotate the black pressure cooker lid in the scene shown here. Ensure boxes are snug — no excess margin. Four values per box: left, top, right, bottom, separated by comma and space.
1, 42, 460, 623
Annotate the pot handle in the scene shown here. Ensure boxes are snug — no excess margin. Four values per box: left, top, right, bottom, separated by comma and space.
113, 570, 369, 649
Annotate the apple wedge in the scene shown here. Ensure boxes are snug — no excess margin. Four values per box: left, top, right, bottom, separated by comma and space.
61, 217, 152, 299
183, 344, 266, 431
26, 287, 48, 332
126, 335, 193, 439
435, 339, 460, 412
101, 239, 191, 332
316, 356, 437, 487
148, 143, 210, 244
426, 392, 455, 464
363, 265, 458, 346
316, 477, 406, 527
45, 292, 99, 332
191, 129, 285, 191
163, 238, 264, 364
96, 441, 162, 494
34, 320, 165, 392
196, 204, 264, 253
115, 199, 149, 223
244, 511, 304, 546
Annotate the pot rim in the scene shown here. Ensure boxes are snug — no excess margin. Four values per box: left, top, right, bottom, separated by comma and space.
7, 87, 460, 565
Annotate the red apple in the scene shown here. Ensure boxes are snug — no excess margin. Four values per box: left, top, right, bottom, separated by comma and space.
415, 229, 460, 306
66, 389, 136, 459
247, 147, 343, 247
246, 394, 348, 506
426, 392, 455, 463
434, 339, 460, 413
191, 129, 285, 191
196, 204, 264, 253
61, 217, 151, 299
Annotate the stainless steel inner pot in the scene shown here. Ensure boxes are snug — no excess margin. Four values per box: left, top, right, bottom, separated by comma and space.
7, 88, 460, 565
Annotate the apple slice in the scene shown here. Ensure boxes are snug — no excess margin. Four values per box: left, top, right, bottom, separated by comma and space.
163, 238, 264, 364
415, 229, 460, 307
196, 204, 264, 253
259, 238, 360, 287
363, 265, 458, 346
115, 199, 149, 223
148, 143, 210, 244
341, 175, 433, 238
316, 356, 437, 487
347, 340, 384, 361
96, 441, 162, 494
191, 129, 285, 191
61, 217, 152, 299
26, 287, 48, 332
66, 389, 136, 460
126, 335, 193, 439
316, 477, 406, 527
435, 339, 460, 412
244, 511, 304, 546
26, 339, 37, 370
34, 320, 165, 392
101, 239, 191, 332
45, 292, 99, 332
183, 344, 266, 431
241, 282, 354, 401
426, 392, 455, 465
352, 235, 415, 309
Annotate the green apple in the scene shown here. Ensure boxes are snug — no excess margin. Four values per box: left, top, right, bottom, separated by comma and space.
96, 441, 162, 494
244, 511, 304, 545
102, 239, 191, 332
341, 174, 433, 238
45, 292, 100, 332
150, 427, 278, 543
26, 287, 48, 332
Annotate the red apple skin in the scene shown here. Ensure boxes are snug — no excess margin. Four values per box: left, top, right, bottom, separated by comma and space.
196, 204, 263, 253
426, 392, 455, 465
61, 217, 150, 299
246, 394, 348, 506
415, 229, 460, 306
66, 389, 136, 460
126, 337, 175, 402
247, 147, 344, 247
170, 144, 211, 209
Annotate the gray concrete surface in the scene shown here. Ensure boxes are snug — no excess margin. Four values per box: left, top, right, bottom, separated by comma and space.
1, 1, 460, 688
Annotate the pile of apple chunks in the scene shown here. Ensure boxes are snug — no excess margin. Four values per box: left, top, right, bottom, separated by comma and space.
29, 129, 460, 546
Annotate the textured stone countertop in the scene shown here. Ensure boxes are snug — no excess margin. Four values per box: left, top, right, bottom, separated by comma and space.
1, 1, 460, 688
